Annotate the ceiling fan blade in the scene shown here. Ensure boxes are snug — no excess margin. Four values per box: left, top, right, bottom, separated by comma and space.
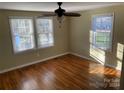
37, 13, 56, 18
64, 12, 81, 17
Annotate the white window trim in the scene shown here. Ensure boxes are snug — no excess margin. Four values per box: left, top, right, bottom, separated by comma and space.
9, 16, 36, 54
35, 17, 54, 49
91, 13, 114, 52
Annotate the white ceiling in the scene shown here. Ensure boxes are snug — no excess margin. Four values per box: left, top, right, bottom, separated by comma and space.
0, 2, 123, 12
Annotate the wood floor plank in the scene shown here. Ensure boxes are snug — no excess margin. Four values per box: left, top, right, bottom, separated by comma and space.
0, 54, 121, 90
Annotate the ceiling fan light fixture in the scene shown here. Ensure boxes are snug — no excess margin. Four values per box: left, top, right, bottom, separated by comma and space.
57, 16, 64, 24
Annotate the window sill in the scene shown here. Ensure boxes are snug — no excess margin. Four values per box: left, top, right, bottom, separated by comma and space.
13, 48, 36, 55
38, 43, 54, 49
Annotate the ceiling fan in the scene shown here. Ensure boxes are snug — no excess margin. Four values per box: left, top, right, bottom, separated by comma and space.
39, 2, 81, 18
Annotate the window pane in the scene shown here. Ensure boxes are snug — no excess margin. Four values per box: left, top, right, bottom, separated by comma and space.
36, 18, 54, 48
10, 18, 35, 53
91, 14, 113, 50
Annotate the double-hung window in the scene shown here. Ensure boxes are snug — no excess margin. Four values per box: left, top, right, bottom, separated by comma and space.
36, 18, 54, 48
91, 13, 114, 51
9, 17, 35, 53
9, 17, 54, 53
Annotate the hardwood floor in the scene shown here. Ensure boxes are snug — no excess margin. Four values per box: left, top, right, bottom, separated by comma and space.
0, 54, 121, 90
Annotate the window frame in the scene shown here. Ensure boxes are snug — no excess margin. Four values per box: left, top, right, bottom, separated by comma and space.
35, 17, 54, 49
91, 13, 114, 52
9, 16, 36, 54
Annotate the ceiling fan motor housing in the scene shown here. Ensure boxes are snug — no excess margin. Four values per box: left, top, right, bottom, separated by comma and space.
55, 8, 65, 17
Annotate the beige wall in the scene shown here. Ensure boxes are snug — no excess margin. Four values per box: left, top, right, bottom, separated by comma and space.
1, 4, 124, 73
69, 5, 124, 69
0, 10, 69, 71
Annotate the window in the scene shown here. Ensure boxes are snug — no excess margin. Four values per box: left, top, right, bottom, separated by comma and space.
91, 14, 113, 51
9, 17, 35, 53
36, 18, 54, 48
9, 17, 54, 53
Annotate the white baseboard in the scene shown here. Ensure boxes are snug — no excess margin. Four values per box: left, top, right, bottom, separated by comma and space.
70, 52, 118, 70
105, 64, 116, 69
105, 64, 121, 71
0, 52, 69, 74
70, 52, 94, 62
